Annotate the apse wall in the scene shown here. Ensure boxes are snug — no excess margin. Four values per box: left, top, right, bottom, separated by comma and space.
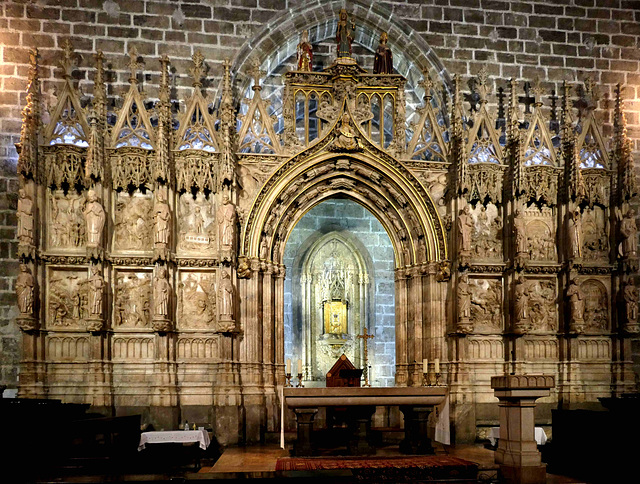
1, 0, 640, 390
283, 198, 396, 387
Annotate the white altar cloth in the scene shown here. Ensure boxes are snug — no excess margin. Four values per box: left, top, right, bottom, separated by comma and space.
138, 429, 210, 451
488, 426, 547, 446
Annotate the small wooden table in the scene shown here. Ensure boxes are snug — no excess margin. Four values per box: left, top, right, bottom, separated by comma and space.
284, 387, 447, 456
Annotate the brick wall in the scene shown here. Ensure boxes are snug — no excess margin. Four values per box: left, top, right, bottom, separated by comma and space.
1, 0, 640, 390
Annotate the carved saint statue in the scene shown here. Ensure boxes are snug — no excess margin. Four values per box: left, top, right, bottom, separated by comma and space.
514, 276, 529, 331
16, 263, 35, 315
217, 195, 236, 249
297, 30, 313, 71
83, 189, 105, 250
567, 278, 585, 331
457, 205, 474, 254
336, 8, 355, 58
373, 31, 393, 74
17, 188, 34, 246
153, 266, 171, 318
623, 281, 638, 326
333, 113, 360, 151
154, 191, 171, 247
568, 208, 583, 259
513, 210, 527, 255
457, 274, 472, 332
87, 266, 105, 316
219, 270, 234, 320
619, 209, 637, 258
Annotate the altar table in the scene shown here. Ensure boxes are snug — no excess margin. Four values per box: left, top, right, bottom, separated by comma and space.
138, 429, 210, 451
284, 387, 447, 456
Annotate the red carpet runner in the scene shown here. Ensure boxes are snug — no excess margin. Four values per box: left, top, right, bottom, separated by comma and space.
276, 455, 478, 480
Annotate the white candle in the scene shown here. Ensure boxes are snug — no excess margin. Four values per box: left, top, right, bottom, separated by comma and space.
297, 359, 302, 374
423, 358, 428, 374
435, 358, 440, 373
286, 358, 291, 374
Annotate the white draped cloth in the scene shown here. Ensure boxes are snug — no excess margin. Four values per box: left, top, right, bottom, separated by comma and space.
138, 429, 210, 451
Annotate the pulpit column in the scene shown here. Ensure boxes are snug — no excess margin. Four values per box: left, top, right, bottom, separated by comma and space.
293, 408, 318, 456
491, 375, 554, 484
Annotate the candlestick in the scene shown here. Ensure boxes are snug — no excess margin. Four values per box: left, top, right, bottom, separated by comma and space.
285, 373, 293, 387
296, 372, 304, 388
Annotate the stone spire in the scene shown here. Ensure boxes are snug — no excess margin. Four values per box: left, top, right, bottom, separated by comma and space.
16, 48, 40, 179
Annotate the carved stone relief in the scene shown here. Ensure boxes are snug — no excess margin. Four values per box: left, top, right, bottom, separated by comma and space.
47, 268, 89, 329
581, 206, 609, 261
420, 171, 448, 218
114, 191, 153, 252
526, 279, 557, 332
177, 193, 216, 254
113, 271, 151, 328
580, 279, 609, 333
178, 271, 217, 329
523, 205, 556, 262
470, 203, 502, 261
470, 278, 503, 332
49, 190, 86, 250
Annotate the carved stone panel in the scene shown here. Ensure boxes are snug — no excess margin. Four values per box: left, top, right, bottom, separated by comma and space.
177, 336, 220, 360
468, 335, 504, 360
113, 191, 153, 252
177, 270, 217, 330
113, 270, 152, 329
470, 277, 503, 333
419, 171, 448, 218
524, 206, 556, 262
470, 203, 502, 261
48, 190, 86, 251
525, 278, 557, 332
112, 336, 155, 360
177, 193, 216, 255
46, 335, 90, 360
580, 279, 610, 333
581, 206, 609, 262
46, 267, 90, 330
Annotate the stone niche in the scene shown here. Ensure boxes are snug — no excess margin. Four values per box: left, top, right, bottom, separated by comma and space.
284, 199, 396, 387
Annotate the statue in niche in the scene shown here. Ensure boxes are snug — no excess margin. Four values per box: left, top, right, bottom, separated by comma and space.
86, 266, 104, 317
567, 208, 583, 260
218, 270, 234, 321
50, 191, 86, 248
336, 8, 355, 58
373, 31, 393, 74
179, 273, 216, 328
17, 188, 34, 247
114, 273, 151, 327
297, 30, 313, 71
514, 276, 529, 333
567, 278, 585, 333
154, 191, 171, 248
619, 208, 637, 259
83, 189, 105, 254
114, 192, 153, 251
332, 114, 361, 151
217, 195, 235, 250
457, 205, 474, 257
17, 263, 35, 315
153, 266, 171, 318
513, 209, 528, 257
623, 280, 639, 332
177, 193, 216, 252
470, 279, 502, 331
457, 274, 473, 333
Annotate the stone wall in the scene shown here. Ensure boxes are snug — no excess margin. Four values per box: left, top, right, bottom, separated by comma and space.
283, 199, 396, 387
1, 0, 640, 390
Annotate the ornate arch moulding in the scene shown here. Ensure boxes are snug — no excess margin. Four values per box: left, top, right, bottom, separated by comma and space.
241, 102, 448, 268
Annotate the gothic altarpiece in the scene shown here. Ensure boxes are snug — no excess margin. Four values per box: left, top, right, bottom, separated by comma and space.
14, 12, 638, 443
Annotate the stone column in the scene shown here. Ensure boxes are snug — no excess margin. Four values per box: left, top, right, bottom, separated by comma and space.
491, 375, 555, 484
